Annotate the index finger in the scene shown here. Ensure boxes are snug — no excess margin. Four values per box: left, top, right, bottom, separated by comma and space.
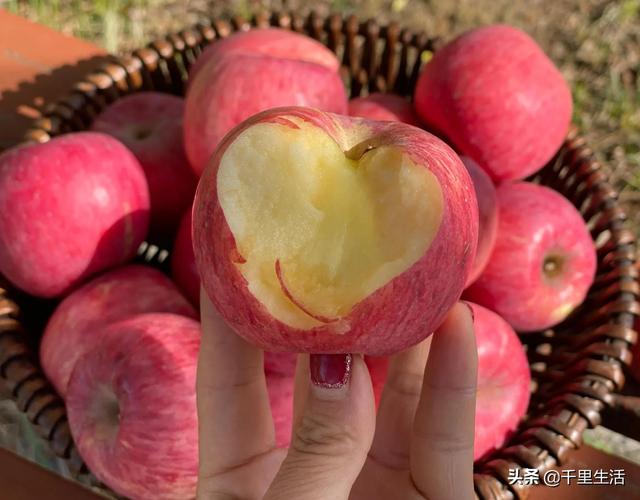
410, 302, 477, 500
197, 288, 276, 476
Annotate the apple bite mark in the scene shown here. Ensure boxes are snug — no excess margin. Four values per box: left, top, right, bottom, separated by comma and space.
275, 259, 338, 324
217, 117, 444, 330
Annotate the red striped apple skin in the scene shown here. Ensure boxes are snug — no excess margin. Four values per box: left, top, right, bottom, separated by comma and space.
266, 374, 295, 448
464, 182, 596, 332
170, 209, 201, 308
41, 265, 196, 397
184, 34, 347, 176
470, 302, 531, 460
348, 93, 420, 126
66, 313, 200, 500
188, 28, 340, 88
414, 25, 572, 182
194, 107, 478, 356
461, 156, 498, 287
92, 92, 197, 242
0, 132, 150, 297
365, 356, 390, 407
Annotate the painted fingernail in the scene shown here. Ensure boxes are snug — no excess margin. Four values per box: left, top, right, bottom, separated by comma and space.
461, 301, 475, 323
310, 354, 352, 389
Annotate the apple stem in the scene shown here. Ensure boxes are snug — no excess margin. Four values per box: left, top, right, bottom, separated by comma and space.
345, 141, 376, 161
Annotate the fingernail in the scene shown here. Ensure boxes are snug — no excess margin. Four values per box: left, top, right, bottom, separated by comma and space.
310, 354, 352, 389
461, 301, 475, 323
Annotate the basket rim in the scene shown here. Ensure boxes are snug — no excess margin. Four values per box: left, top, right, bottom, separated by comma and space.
1, 10, 638, 500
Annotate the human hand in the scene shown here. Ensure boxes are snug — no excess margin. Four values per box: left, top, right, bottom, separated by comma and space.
196, 290, 477, 500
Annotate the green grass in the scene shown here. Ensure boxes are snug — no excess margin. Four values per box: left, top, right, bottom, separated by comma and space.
3, 0, 640, 231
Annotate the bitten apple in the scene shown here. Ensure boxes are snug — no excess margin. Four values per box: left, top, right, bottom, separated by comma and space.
470, 302, 531, 460
184, 30, 348, 175
0, 132, 149, 297
193, 107, 478, 355
348, 93, 419, 125
41, 265, 196, 396
170, 209, 200, 307
92, 92, 197, 241
462, 156, 498, 287
66, 313, 200, 500
464, 182, 596, 331
414, 25, 572, 182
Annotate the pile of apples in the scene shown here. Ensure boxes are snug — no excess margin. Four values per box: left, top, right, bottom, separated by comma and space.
0, 24, 599, 500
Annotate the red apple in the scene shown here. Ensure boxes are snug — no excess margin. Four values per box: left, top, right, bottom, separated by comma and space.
0, 132, 149, 297
469, 302, 531, 460
414, 25, 572, 182
266, 374, 295, 448
41, 265, 196, 397
92, 92, 197, 242
170, 209, 200, 308
193, 107, 478, 355
461, 156, 498, 287
188, 28, 340, 87
66, 313, 200, 500
264, 351, 297, 378
348, 93, 419, 126
184, 33, 347, 175
365, 355, 389, 407
464, 182, 596, 332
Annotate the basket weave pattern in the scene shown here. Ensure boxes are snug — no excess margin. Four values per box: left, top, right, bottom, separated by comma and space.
0, 11, 637, 499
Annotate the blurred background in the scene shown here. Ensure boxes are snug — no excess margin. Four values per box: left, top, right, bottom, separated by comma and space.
1, 0, 638, 232
0, 0, 639, 472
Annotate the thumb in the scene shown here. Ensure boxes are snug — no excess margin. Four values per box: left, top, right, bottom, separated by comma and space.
264, 354, 375, 500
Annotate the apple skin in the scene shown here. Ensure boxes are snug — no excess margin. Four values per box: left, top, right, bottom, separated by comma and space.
266, 374, 295, 448
66, 313, 200, 500
0, 132, 150, 298
414, 25, 572, 182
461, 156, 498, 287
264, 351, 297, 378
464, 182, 597, 332
40, 265, 196, 397
188, 28, 340, 88
469, 302, 531, 460
184, 39, 347, 176
170, 209, 200, 308
365, 356, 389, 407
92, 92, 197, 242
348, 93, 419, 126
194, 107, 478, 355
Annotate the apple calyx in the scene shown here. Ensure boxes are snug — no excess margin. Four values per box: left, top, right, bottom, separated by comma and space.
543, 253, 565, 279
130, 125, 153, 141
91, 384, 121, 441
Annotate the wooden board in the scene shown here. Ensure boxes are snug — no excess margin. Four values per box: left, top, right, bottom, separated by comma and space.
0, 8, 107, 151
0, 447, 104, 500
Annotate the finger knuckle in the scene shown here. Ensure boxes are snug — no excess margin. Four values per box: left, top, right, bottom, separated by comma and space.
386, 369, 424, 398
417, 428, 475, 453
291, 413, 360, 458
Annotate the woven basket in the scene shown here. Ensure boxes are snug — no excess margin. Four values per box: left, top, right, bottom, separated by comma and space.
0, 11, 638, 500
